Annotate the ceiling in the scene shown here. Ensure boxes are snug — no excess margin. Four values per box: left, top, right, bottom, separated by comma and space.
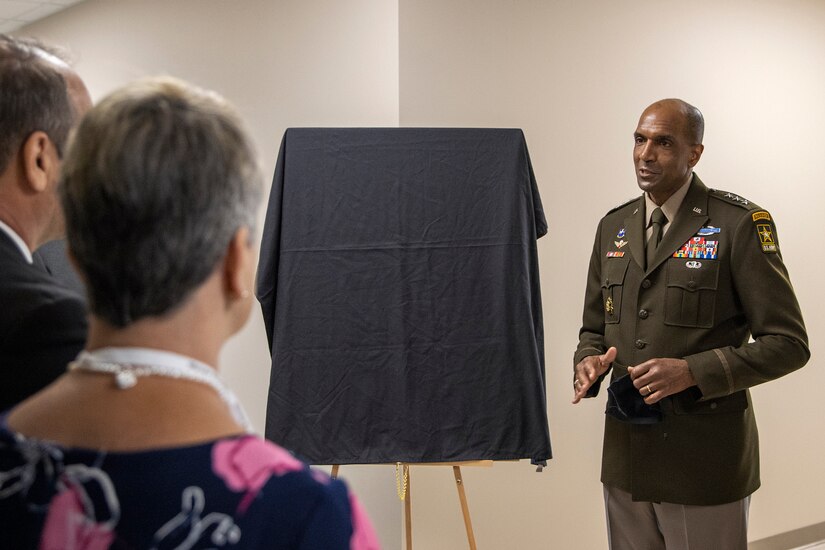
0, 0, 86, 33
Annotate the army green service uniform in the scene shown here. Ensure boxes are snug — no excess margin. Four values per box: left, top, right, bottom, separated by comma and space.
575, 175, 809, 505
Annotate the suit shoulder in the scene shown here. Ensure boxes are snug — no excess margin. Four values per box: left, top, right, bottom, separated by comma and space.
0, 267, 86, 333
605, 196, 639, 216
707, 188, 764, 212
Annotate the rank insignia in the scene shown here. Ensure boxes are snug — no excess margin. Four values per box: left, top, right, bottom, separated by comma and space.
752, 211, 771, 222
757, 223, 777, 253
696, 226, 721, 236
605, 297, 614, 316
614, 240, 628, 249
674, 237, 718, 259
606, 251, 625, 258
616, 228, 626, 238
723, 192, 749, 205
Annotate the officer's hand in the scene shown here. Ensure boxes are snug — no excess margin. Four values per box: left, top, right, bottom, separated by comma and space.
572, 347, 617, 404
627, 358, 697, 404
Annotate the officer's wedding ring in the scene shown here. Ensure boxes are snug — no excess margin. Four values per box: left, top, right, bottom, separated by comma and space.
644, 384, 653, 396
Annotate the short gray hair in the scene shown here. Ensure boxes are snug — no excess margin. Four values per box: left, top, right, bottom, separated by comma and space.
60, 77, 262, 327
0, 34, 74, 172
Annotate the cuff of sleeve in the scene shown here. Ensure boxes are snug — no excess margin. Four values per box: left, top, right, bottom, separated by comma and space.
685, 348, 734, 400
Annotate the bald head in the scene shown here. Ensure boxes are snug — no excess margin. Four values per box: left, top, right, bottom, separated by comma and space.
634, 99, 705, 204
641, 99, 704, 145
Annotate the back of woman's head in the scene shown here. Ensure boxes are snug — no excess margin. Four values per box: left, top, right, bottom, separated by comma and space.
60, 77, 262, 327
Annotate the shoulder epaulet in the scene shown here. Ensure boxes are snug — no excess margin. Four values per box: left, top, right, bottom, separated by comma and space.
606, 196, 639, 215
708, 188, 762, 211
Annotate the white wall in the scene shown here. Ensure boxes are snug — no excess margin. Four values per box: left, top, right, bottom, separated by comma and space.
400, 0, 825, 548
20, 1, 402, 548
20, 0, 825, 548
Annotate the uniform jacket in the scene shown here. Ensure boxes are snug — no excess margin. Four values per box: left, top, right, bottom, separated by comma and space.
0, 231, 87, 411
574, 175, 809, 505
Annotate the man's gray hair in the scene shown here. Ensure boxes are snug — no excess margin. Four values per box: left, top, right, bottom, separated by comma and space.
0, 34, 74, 172
60, 77, 262, 327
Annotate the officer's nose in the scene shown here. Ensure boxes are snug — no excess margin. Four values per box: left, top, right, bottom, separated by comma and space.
638, 140, 655, 162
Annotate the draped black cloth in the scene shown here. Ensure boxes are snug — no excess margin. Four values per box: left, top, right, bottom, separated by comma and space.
257, 128, 551, 465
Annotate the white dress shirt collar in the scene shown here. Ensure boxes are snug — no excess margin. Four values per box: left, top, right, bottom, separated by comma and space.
0, 219, 33, 264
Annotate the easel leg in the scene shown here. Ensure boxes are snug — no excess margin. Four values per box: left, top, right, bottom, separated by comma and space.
404, 465, 413, 550
453, 466, 477, 550
331, 465, 340, 479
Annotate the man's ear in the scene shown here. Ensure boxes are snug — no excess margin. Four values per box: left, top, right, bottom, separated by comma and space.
688, 143, 705, 167
223, 226, 252, 301
21, 131, 60, 193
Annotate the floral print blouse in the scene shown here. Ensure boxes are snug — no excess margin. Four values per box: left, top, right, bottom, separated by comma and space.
0, 417, 380, 549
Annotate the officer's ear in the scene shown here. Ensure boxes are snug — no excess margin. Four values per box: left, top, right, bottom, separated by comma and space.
21, 131, 60, 194
688, 144, 704, 168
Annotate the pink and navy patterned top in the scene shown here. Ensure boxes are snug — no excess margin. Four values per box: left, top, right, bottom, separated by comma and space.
0, 416, 380, 549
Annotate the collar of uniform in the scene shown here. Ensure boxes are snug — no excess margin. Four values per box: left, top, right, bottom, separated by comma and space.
644, 173, 693, 231
0, 219, 33, 264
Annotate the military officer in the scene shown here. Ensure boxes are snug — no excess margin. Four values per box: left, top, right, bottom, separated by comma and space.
572, 98, 809, 549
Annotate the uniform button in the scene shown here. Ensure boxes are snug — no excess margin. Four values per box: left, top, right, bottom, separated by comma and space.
635, 339, 646, 349
638, 309, 649, 319
710, 402, 718, 410
641, 279, 652, 289
687, 281, 696, 289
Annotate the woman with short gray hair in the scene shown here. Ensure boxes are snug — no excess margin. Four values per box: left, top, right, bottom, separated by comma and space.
0, 77, 379, 549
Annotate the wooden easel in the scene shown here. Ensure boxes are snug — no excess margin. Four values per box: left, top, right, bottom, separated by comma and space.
331, 460, 491, 550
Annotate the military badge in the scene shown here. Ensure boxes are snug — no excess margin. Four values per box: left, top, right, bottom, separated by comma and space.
757, 223, 777, 253
614, 240, 628, 249
696, 226, 721, 236
616, 228, 626, 238
606, 251, 625, 258
752, 211, 771, 222
723, 192, 749, 205
605, 297, 614, 316
674, 237, 718, 259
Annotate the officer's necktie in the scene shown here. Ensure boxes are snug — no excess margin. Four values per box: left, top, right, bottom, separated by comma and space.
646, 207, 667, 270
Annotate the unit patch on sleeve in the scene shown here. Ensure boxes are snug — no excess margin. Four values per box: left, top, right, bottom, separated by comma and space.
673, 237, 718, 259
752, 211, 771, 222
756, 223, 778, 253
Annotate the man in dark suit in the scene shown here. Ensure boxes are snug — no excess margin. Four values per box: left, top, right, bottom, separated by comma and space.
573, 99, 809, 549
0, 35, 92, 410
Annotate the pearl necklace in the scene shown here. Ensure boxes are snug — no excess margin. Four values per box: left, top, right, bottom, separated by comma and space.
69, 349, 253, 433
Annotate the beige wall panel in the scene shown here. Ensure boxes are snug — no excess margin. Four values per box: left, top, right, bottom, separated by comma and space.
400, 0, 825, 548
